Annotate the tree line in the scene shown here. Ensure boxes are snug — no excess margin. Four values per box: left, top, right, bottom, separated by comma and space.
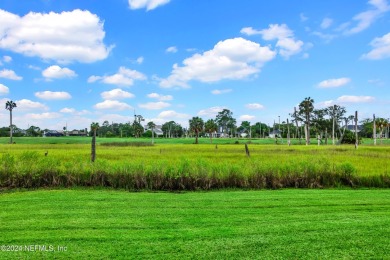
2, 98, 389, 145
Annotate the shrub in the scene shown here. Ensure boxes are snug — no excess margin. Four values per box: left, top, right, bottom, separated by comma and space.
341, 130, 362, 144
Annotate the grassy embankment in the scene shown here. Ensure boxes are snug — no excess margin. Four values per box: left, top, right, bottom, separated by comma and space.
0, 138, 389, 190
0, 189, 389, 259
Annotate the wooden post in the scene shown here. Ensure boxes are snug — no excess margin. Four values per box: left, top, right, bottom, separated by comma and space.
332, 104, 335, 145
325, 128, 328, 145
373, 114, 376, 146
245, 144, 250, 157
287, 118, 291, 146
355, 111, 358, 149
294, 107, 299, 143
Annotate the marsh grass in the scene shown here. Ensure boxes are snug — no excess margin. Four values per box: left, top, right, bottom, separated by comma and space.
0, 144, 389, 190
101, 141, 154, 147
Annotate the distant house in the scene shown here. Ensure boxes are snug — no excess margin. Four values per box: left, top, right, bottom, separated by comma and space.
68, 129, 88, 136
269, 130, 281, 138
237, 128, 248, 138
344, 125, 363, 133
144, 125, 164, 136
44, 130, 64, 137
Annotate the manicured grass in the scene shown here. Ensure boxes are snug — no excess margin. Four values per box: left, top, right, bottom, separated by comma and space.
0, 189, 389, 259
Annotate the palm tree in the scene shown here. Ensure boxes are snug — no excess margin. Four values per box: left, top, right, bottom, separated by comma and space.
204, 119, 218, 143
298, 97, 314, 145
91, 122, 100, 162
147, 121, 156, 144
5, 100, 17, 144
189, 117, 204, 144
376, 118, 388, 144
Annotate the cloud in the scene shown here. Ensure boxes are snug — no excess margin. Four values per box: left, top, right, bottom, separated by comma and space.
197, 106, 226, 118
239, 115, 255, 121
318, 95, 375, 107
94, 100, 133, 110
138, 101, 171, 110
88, 67, 146, 86
211, 89, 232, 95
147, 92, 173, 101
35, 91, 72, 100
343, 0, 390, 35
245, 103, 265, 110
60, 107, 76, 113
312, 31, 337, 42
136, 56, 144, 64
3, 56, 12, 63
337, 95, 375, 103
26, 112, 62, 120
300, 13, 308, 22
157, 110, 189, 119
60, 107, 90, 115
16, 99, 48, 111
321, 18, 333, 29
101, 88, 135, 100
0, 9, 112, 63
166, 46, 178, 53
128, 0, 171, 11
361, 32, 390, 60
28, 65, 41, 70
160, 37, 276, 88
145, 110, 190, 126
0, 69, 22, 80
241, 24, 304, 58
0, 83, 9, 95
318, 77, 351, 88
42, 65, 77, 80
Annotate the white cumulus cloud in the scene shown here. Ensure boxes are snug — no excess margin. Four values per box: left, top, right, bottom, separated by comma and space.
147, 92, 173, 101
160, 37, 276, 88
318, 95, 375, 107
60, 107, 76, 113
157, 110, 189, 119
197, 106, 227, 118
94, 100, 133, 110
27, 112, 62, 120
128, 0, 170, 11
245, 103, 265, 110
3, 56, 12, 63
139, 101, 171, 110
136, 56, 144, 64
321, 18, 333, 29
318, 78, 351, 88
343, 0, 390, 35
239, 115, 255, 121
0, 83, 9, 95
35, 91, 72, 100
0, 9, 112, 63
211, 89, 232, 95
361, 32, 390, 60
241, 24, 304, 58
0, 69, 22, 80
101, 88, 135, 100
16, 99, 48, 111
42, 65, 77, 80
88, 67, 146, 86
166, 46, 178, 53
337, 95, 375, 103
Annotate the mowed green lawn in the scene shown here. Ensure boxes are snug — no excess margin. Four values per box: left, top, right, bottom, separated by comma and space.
0, 189, 389, 259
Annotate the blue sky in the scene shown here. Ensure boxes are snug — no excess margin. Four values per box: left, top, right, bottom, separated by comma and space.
0, 0, 389, 130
